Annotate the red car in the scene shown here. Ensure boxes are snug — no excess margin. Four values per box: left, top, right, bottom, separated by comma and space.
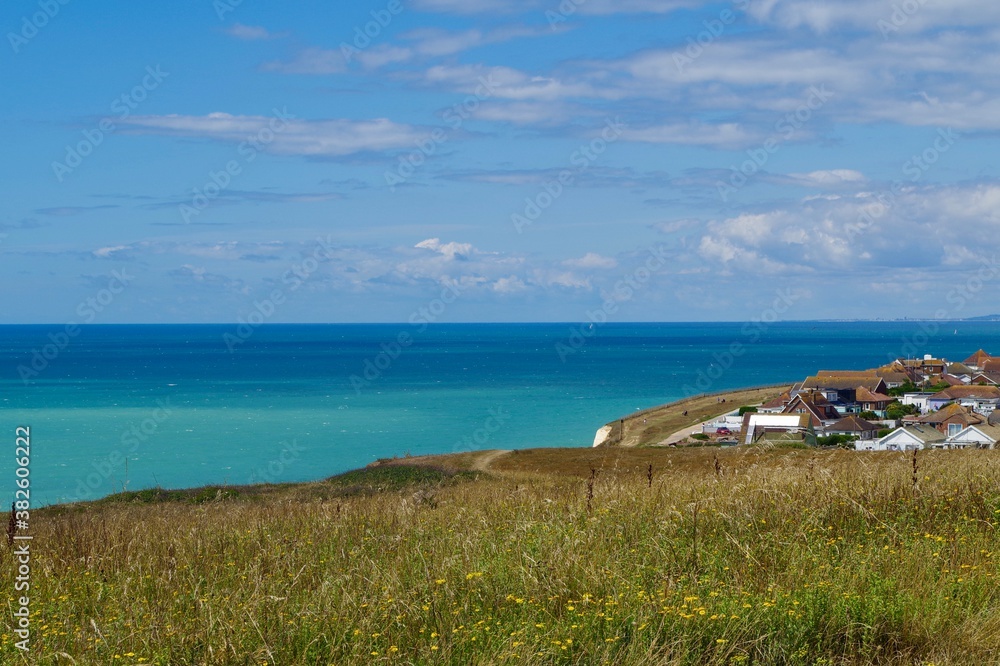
716, 427, 731, 435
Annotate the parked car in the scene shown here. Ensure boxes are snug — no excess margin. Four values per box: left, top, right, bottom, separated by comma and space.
716, 427, 731, 435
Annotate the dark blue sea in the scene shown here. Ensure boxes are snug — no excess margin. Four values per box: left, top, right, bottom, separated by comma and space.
1, 322, 998, 505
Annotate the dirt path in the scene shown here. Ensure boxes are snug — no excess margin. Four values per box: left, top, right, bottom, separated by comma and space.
658, 416, 726, 446
471, 449, 512, 472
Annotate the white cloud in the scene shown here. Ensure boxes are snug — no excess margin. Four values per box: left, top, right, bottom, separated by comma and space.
687, 181, 1000, 278
564, 253, 618, 269
747, 0, 1000, 33
93, 245, 130, 259
412, 0, 698, 15
786, 169, 866, 187
225, 24, 285, 40
621, 121, 762, 149
415, 238, 475, 259
261, 47, 346, 74
492, 276, 528, 293
120, 113, 424, 157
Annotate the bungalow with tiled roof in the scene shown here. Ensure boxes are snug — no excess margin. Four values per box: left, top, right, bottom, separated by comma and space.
781, 391, 842, 427
937, 374, 968, 387
972, 371, 1000, 386
759, 390, 791, 414
883, 360, 925, 384
862, 425, 945, 451
964, 349, 994, 371
875, 370, 911, 389
917, 403, 985, 437
827, 415, 880, 440
855, 387, 894, 417
947, 362, 975, 378
800, 375, 888, 405
982, 358, 1000, 373
942, 423, 1000, 450
927, 385, 1000, 416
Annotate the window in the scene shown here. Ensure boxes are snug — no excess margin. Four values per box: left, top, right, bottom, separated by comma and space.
948, 423, 961, 437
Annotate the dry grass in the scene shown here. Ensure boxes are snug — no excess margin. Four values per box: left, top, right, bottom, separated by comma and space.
5, 448, 1000, 664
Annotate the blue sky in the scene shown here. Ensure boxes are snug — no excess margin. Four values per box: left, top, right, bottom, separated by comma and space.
3, 0, 1000, 323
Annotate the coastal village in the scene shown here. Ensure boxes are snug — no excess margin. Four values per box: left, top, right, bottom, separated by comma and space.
702, 349, 1000, 451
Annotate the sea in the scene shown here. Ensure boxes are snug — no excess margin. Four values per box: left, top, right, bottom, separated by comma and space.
1, 321, 998, 506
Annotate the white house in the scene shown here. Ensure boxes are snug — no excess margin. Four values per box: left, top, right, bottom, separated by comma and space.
702, 411, 744, 434
901, 393, 935, 415
859, 425, 945, 451
942, 424, 1000, 449
741, 413, 810, 445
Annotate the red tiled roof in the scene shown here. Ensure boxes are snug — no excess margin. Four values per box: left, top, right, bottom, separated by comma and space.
827, 415, 880, 432
918, 403, 984, 425
964, 349, 994, 366
856, 387, 893, 403
932, 385, 1000, 400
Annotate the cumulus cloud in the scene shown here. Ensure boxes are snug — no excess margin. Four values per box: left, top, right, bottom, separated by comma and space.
746, 0, 1000, 33
415, 238, 475, 260
690, 181, 1000, 278
564, 253, 618, 269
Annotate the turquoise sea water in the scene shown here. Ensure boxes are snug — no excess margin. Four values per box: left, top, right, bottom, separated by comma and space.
1, 322, 999, 506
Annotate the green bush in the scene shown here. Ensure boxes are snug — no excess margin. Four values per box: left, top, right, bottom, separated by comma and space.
886, 401, 920, 420
817, 434, 857, 448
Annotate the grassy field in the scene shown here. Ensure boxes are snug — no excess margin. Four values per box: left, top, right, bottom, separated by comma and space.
603, 386, 789, 447
5, 446, 1000, 664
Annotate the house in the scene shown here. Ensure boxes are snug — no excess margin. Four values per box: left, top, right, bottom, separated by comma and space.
759, 390, 791, 414
946, 362, 975, 379
982, 358, 1000, 373
938, 373, 968, 387
875, 370, 911, 389
964, 349, 994, 371
800, 374, 889, 405
827, 415, 880, 440
781, 391, 843, 426
972, 371, 1000, 386
741, 413, 811, 445
901, 392, 935, 414
916, 402, 985, 437
918, 355, 946, 375
882, 360, 925, 384
861, 425, 945, 451
703, 411, 745, 434
855, 387, 894, 417
927, 385, 1000, 416
942, 424, 1000, 450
